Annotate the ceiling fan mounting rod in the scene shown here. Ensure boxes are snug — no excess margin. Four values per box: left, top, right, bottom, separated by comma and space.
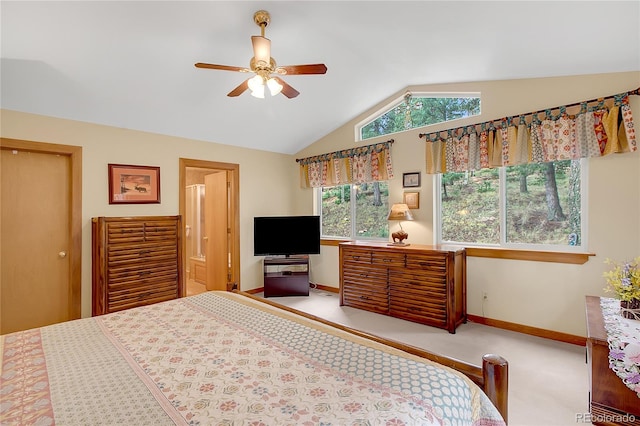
253, 10, 270, 37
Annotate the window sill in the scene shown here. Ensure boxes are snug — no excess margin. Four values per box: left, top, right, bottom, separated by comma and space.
321, 238, 355, 247
465, 247, 595, 264
322, 239, 594, 264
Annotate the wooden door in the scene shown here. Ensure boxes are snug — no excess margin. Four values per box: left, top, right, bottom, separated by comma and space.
1, 144, 79, 333
204, 171, 228, 291
179, 158, 240, 294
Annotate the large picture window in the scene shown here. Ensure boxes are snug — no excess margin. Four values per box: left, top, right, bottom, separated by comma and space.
319, 182, 389, 239
437, 160, 585, 249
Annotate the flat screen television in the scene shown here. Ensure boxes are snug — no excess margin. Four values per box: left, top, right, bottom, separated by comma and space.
254, 215, 321, 257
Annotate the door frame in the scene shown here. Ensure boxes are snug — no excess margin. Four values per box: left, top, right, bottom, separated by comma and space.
179, 158, 240, 292
0, 137, 82, 320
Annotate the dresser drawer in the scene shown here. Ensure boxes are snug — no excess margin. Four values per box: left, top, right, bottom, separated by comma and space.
107, 281, 179, 312
343, 262, 387, 282
371, 251, 405, 268
140, 221, 179, 242
106, 220, 178, 244
107, 245, 178, 267
106, 222, 146, 244
390, 303, 447, 328
389, 270, 446, 290
405, 253, 447, 271
108, 263, 178, 285
342, 286, 388, 314
341, 248, 372, 265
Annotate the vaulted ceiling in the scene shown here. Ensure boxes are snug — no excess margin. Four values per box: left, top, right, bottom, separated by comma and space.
2, 1, 639, 154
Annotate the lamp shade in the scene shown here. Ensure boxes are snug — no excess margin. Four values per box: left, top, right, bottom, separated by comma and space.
387, 203, 414, 221
251, 35, 271, 65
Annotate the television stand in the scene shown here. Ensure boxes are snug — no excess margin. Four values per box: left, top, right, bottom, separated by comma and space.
263, 255, 309, 297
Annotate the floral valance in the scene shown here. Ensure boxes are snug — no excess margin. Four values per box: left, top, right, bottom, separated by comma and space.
297, 140, 394, 188
419, 89, 640, 174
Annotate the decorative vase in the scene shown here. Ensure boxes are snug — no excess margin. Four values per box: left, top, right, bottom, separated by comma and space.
620, 298, 640, 320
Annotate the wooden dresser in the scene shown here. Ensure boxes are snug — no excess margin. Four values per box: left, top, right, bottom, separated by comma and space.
585, 296, 640, 425
339, 241, 466, 333
92, 216, 183, 316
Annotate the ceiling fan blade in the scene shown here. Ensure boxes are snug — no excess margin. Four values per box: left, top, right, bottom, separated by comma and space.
195, 63, 249, 73
276, 64, 327, 75
227, 79, 250, 97
272, 77, 299, 99
251, 36, 271, 64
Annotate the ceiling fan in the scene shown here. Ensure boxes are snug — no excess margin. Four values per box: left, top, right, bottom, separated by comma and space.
195, 10, 327, 99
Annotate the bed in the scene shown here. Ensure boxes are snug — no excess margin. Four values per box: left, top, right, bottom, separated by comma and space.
1, 291, 508, 425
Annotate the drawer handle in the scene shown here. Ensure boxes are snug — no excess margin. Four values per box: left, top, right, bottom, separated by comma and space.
383, 258, 392, 263
359, 273, 369, 278
359, 295, 370, 300
351, 255, 360, 260
139, 250, 151, 255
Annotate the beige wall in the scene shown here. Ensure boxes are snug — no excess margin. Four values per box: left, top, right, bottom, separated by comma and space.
2, 71, 639, 336
296, 71, 640, 336
0, 110, 304, 316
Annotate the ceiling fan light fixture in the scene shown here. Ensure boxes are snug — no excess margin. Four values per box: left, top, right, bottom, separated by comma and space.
248, 74, 264, 90
250, 85, 265, 99
248, 75, 265, 98
267, 77, 283, 96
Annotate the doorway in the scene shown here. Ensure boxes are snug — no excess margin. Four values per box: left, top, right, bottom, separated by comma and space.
0, 138, 82, 334
179, 159, 240, 295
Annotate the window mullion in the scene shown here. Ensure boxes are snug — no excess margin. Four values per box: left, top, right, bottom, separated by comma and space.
499, 167, 507, 245
434, 173, 442, 245
350, 184, 357, 239
579, 159, 588, 249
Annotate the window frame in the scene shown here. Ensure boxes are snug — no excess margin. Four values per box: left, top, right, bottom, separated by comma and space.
315, 183, 389, 241
355, 92, 482, 142
434, 159, 589, 253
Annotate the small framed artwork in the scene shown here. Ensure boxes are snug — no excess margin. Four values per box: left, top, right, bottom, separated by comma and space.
403, 191, 420, 209
108, 163, 160, 204
402, 172, 421, 188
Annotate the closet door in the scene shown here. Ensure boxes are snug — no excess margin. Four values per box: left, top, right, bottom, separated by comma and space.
1, 147, 71, 333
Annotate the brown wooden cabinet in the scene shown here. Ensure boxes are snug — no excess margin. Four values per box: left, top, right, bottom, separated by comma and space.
92, 216, 183, 316
339, 241, 466, 333
585, 296, 640, 425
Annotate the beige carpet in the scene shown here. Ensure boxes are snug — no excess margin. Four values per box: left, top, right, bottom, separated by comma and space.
259, 288, 589, 426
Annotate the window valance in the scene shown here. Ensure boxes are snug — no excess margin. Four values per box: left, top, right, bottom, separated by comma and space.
297, 140, 394, 188
419, 88, 639, 174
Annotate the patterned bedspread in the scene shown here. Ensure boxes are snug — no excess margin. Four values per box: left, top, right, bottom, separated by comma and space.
1, 291, 505, 425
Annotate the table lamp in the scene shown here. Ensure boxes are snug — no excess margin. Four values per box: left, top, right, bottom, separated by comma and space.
387, 203, 414, 246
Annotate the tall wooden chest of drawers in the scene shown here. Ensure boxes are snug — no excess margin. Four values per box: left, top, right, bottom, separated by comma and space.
339, 241, 466, 333
92, 216, 183, 315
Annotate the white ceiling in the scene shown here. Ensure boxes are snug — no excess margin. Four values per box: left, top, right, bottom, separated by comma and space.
2, 1, 639, 154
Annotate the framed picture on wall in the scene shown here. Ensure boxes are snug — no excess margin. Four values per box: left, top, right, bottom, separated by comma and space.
402, 172, 421, 188
403, 191, 420, 209
108, 163, 161, 204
